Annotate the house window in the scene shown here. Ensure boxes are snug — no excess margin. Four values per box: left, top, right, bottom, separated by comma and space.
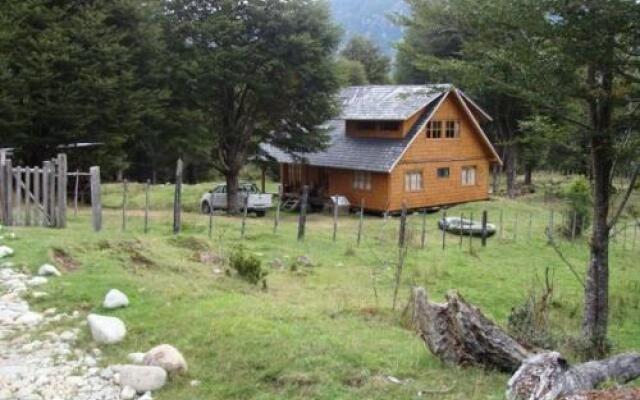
405, 171, 423, 192
357, 121, 376, 130
445, 121, 460, 138
426, 121, 442, 138
381, 121, 401, 131
353, 171, 372, 191
437, 167, 450, 178
461, 166, 477, 186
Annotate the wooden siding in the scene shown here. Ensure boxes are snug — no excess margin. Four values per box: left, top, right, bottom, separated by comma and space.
327, 168, 390, 211
388, 94, 492, 211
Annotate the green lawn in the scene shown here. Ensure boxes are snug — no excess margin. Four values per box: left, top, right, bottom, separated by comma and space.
2, 179, 639, 399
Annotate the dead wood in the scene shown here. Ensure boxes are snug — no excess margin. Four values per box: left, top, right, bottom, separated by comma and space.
507, 351, 640, 400
411, 287, 531, 372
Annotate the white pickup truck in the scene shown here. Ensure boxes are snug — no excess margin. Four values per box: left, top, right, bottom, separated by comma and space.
200, 183, 272, 217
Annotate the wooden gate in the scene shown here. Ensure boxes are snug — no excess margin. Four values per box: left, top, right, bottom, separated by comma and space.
0, 153, 68, 228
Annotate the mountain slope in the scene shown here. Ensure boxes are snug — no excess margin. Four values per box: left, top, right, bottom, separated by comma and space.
329, 0, 407, 55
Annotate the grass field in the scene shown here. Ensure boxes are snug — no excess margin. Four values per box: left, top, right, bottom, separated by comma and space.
3, 176, 639, 399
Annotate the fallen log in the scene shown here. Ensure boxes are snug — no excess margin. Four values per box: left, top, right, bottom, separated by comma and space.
411, 287, 531, 372
507, 352, 640, 400
411, 287, 640, 399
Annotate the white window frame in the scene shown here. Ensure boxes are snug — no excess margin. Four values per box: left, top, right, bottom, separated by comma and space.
404, 171, 424, 192
461, 166, 477, 186
353, 171, 372, 191
445, 120, 460, 138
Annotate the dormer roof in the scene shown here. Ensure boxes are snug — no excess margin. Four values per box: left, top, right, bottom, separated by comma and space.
339, 84, 451, 120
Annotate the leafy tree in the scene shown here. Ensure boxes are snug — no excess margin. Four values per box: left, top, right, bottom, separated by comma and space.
403, 0, 640, 358
340, 35, 391, 84
163, 0, 340, 212
0, 0, 168, 177
334, 57, 368, 87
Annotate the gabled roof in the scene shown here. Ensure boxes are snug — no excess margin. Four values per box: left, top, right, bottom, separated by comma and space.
262, 97, 443, 173
261, 85, 501, 173
339, 84, 450, 120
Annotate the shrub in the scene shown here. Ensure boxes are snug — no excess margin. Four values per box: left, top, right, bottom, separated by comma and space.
561, 177, 591, 238
229, 246, 267, 286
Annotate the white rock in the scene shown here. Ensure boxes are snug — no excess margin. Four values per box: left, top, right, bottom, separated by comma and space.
38, 264, 61, 277
190, 380, 201, 387
0, 246, 13, 259
16, 312, 43, 326
26, 277, 48, 287
103, 289, 129, 309
138, 392, 153, 400
113, 365, 166, 392
31, 291, 48, 299
120, 386, 136, 400
127, 352, 146, 365
143, 344, 188, 374
87, 314, 126, 344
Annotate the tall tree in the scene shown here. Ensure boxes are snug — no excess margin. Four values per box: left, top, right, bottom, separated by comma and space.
0, 0, 167, 176
334, 57, 369, 87
402, 0, 640, 358
163, 0, 340, 212
340, 35, 391, 84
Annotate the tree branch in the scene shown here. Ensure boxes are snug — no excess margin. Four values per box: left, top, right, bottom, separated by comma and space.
545, 229, 586, 289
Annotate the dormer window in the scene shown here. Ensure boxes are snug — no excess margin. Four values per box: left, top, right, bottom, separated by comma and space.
445, 121, 460, 138
381, 121, 401, 131
356, 120, 401, 131
357, 121, 377, 130
426, 121, 442, 138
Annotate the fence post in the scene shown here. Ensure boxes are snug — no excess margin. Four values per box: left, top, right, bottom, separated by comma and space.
14, 168, 22, 226
332, 195, 339, 242
481, 210, 488, 247
528, 213, 533, 240
90, 166, 102, 232
459, 212, 464, 248
208, 190, 214, 239
48, 159, 56, 227
241, 194, 248, 239
56, 153, 67, 228
420, 208, 427, 249
33, 168, 41, 226
571, 210, 577, 241
173, 158, 183, 235
25, 168, 31, 226
121, 179, 128, 232
144, 180, 150, 234
357, 199, 365, 247
42, 161, 50, 227
398, 201, 408, 248
548, 210, 555, 240
513, 213, 518, 242
441, 209, 447, 251
469, 212, 473, 251
273, 185, 281, 235
297, 185, 309, 241
73, 169, 80, 217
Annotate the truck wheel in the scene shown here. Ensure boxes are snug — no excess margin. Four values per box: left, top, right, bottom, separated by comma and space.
255, 210, 266, 218
201, 202, 212, 214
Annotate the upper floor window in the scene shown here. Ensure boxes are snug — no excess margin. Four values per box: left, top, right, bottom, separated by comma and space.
445, 121, 460, 138
461, 166, 477, 186
356, 121, 376, 130
426, 121, 442, 138
437, 167, 450, 178
405, 171, 423, 192
353, 171, 372, 191
381, 121, 401, 131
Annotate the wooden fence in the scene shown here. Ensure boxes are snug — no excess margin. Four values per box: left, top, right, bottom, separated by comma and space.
0, 154, 69, 228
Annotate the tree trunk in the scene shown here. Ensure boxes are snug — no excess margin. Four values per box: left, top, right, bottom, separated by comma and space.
411, 287, 531, 373
492, 163, 501, 195
226, 171, 240, 214
582, 136, 612, 359
505, 143, 518, 199
524, 164, 533, 186
507, 352, 640, 400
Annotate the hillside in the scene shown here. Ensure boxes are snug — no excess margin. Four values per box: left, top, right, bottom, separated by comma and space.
329, 0, 407, 55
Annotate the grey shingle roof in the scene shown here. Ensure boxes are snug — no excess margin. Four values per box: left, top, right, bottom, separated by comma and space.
261, 93, 443, 173
339, 84, 450, 120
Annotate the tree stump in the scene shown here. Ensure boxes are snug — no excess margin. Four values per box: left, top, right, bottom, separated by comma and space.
411, 287, 531, 372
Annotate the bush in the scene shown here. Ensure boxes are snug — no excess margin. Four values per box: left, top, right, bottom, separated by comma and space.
561, 177, 591, 238
229, 246, 267, 286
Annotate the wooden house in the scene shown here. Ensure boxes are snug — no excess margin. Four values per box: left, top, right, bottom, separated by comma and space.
262, 85, 502, 213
